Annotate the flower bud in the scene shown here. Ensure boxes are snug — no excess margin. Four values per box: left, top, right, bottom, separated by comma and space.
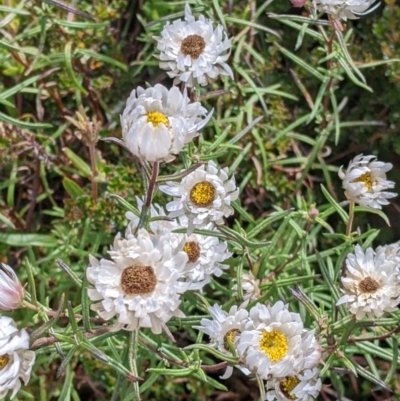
290, 0, 307, 7
0, 264, 25, 311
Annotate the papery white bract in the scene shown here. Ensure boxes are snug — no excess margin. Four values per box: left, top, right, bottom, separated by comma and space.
0, 316, 35, 399
339, 154, 396, 209
266, 367, 322, 401
120, 84, 212, 162
154, 3, 233, 87
236, 302, 320, 380
159, 161, 239, 231
86, 228, 190, 334
232, 271, 261, 301
0, 264, 24, 311
313, 0, 379, 20
337, 245, 400, 320
194, 303, 250, 379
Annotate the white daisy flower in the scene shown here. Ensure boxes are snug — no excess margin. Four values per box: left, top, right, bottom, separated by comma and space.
0, 264, 25, 311
266, 367, 322, 401
236, 302, 321, 380
154, 3, 233, 87
0, 316, 36, 399
232, 271, 261, 301
339, 154, 397, 209
194, 303, 250, 379
376, 241, 400, 267
313, 0, 379, 20
336, 245, 400, 320
120, 83, 213, 162
180, 226, 231, 288
86, 228, 190, 334
159, 161, 239, 231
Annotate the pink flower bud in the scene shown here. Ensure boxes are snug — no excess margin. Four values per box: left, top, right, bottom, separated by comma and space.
0, 264, 25, 311
291, 0, 307, 7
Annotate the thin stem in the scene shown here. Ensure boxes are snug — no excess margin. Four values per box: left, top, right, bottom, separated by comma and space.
89, 140, 98, 205
135, 161, 160, 234
129, 330, 141, 401
346, 200, 355, 237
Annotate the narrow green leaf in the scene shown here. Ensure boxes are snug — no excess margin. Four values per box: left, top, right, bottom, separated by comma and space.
354, 206, 391, 227
320, 184, 348, 223
76, 49, 128, 72
276, 43, 325, 81
62, 177, 85, 198
64, 41, 87, 95
0, 233, 57, 247
0, 111, 52, 129
62, 148, 92, 178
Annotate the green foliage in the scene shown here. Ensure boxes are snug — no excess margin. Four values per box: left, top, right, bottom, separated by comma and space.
1, 0, 400, 400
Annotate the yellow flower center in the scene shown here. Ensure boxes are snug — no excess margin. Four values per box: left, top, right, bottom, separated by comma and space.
190, 181, 216, 208
147, 111, 169, 127
259, 329, 289, 362
121, 265, 157, 296
0, 355, 10, 370
359, 276, 380, 293
279, 376, 301, 400
180, 34, 206, 59
183, 241, 201, 263
352, 172, 373, 191
224, 328, 241, 351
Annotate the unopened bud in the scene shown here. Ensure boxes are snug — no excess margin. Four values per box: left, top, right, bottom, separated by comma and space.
291, 0, 307, 7
0, 264, 25, 311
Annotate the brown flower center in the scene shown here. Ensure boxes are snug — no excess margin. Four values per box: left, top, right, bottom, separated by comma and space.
279, 376, 301, 400
180, 34, 206, 59
183, 241, 201, 263
359, 276, 380, 293
190, 181, 216, 207
224, 328, 241, 351
0, 354, 10, 370
352, 172, 373, 191
121, 265, 157, 296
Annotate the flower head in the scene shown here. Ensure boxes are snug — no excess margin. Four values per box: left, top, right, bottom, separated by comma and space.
154, 3, 233, 87
0, 264, 25, 311
0, 316, 35, 399
194, 303, 250, 378
120, 84, 212, 162
172, 223, 231, 289
336, 245, 400, 320
86, 228, 190, 334
266, 367, 322, 401
232, 271, 261, 301
160, 161, 239, 231
339, 154, 396, 209
236, 302, 320, 379
313, 0, 379, 20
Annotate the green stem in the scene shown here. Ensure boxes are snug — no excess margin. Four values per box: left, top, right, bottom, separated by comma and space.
346, 201, 355, 237
135, 161, 159, 234
129, 330, 141, 401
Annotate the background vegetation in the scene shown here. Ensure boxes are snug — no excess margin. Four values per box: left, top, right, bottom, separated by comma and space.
1, 0, 400, 400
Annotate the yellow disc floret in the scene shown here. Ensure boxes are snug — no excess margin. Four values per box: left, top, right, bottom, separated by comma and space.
190, 181, 216, 207
352, 172, 373, 191
279, 376, 301, 400
0, 354, 10, 370
183, 241, 201, 263
259, 329, 289, 362
147, 111, 169, 128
